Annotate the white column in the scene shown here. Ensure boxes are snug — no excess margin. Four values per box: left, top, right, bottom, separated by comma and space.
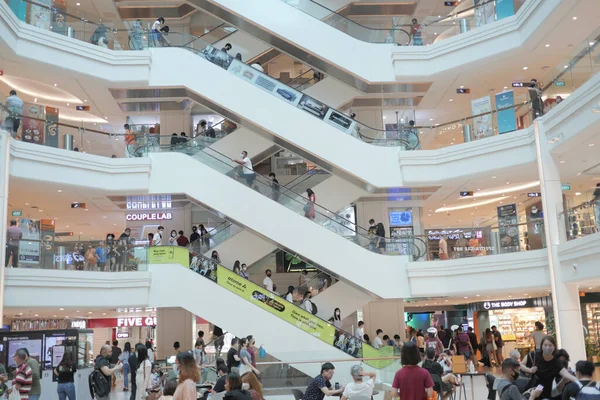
533, 119, 585, 362
0, 132, 10, 326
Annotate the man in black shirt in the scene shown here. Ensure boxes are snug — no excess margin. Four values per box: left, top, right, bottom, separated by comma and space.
128, 345, 143, 400
269, 173, 280, 202
118, 228, 131, 241
213, 326, 224, 357
110, 340, 122, 388
467, 327, 479, 358
562, 361, 599, 400
226, 337, 240, 372
491, 326, 504, 363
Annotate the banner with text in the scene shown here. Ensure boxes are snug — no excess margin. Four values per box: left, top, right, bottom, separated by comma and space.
496, 0, 515, 20
495, 90, 517, 134
497, 203, 520, 253
22, 103, 45, 144
471, 96, 493, 139
147, 246, 188, 265
45, 106, 59, 147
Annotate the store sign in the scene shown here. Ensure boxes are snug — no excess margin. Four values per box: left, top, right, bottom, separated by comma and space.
460, 191, 474, 197
70, 320, 87, 329
528, 192, 542, 198
126, 195, 172, 210
480, 298, 533, 310
54, 252, 84, 264
512, 82, 525, 87
126, 212, 172, 221
75, 106, 90, 111
561, 184, 571, 191
71, 202, 86, 209
456, 88, 470, 94
554, 80, 566, 87
118, 317, 157, 327
11, 210, 22, 216
117, 332, 130, 338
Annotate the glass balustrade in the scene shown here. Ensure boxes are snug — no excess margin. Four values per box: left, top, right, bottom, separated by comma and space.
564, 188, 600, 241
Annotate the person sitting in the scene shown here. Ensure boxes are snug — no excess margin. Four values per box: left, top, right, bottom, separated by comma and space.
562, 361, 600, 400
495, 358, 543, 400
421, 348, 459, 399
341, 365, 375, 400
223, 372, 251, 400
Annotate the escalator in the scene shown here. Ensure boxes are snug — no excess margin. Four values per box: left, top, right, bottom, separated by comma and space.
141, 137, 420, 298
148, 250, 400, 379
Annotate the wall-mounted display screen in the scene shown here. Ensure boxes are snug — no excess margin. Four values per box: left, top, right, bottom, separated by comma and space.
390, 210, 413, 226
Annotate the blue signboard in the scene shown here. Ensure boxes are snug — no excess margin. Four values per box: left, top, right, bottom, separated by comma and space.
496, 0, 515, 20
495, 90, 517, 134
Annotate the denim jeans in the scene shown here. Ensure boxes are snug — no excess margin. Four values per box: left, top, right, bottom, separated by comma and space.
57, 382, 76, 400
123, 363, 130, 388
29, 395, 40, 400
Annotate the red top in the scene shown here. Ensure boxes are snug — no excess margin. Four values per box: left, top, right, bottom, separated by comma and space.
392, 366, 433, 400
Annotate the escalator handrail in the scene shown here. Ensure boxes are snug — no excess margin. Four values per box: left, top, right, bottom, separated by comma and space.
197, 23, 238, 44
283, 0, 411, 46
187, 220, 234, 250
190, 253, 385, 363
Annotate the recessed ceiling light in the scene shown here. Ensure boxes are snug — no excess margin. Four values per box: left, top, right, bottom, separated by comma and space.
53, 315, 57, 317
76, 2, 80, 5
449, 99, 453, 102
506, 181, 510, 184
34, 314, 39, 317
383, 116, 387, 119
590, 42, 595, 46
503, 86, 508, 89
84, 99, 87, 102
464, 296, 468, 299
524, 293, 528, 296
102, 313, 106, 315
523, 66, 528, 70
560, 160, 565, 164
589, 144, 595, 147
38, 209, 43, 212
429, 118, 434, 121
564, 65, 569, 69
19, 313, 23, 315
459, 85, 464, 89
25, 202, 30, 206
57, 189, 62, 192
103, 216, 107, 219
508, 295, 512, 298
492, 176, 496, 179
66, 225, 69, 228
572, 16, 577, 20
88, 311, 93, 314
66, 103, 70, 106
589, 287, 593, 290
76, 310, 80, 313
545, 44, 550, 47
576, 192, 582, 196
59, 308, 64, 311
476, 294, 481, 297
53, 83, 57, 87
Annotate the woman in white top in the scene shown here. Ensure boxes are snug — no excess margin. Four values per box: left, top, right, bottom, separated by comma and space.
168, 230, 178, 246
333, 308, 342, 329
135, 347, 153, 400
284, 286, 295, 303
151, 17, 165, 47
145, 342, 155, 363
302, 292, 313, 313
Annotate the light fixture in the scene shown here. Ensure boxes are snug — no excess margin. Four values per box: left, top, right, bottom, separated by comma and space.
84, 99, 87, 102
476, 294, 481, 297
449, 99, 453, 102
102, 313, 106, 315
492, 176, 496, 179
503, 86, 508, 89
576, 192, 582, 196
590, 42, 595, 46
383, 116, 386, 119
464, 296, 468, 299
88, 311, 93, 314
53, 83, 57, 87
589, 144, 595, 147
57, 189, 62, 192
572, 16, 577, 20
463, 181, 540, 199
506, 181, 510, 184
589, 287, 593, 290
34, 314, 39, 317
436, 196, 509, 212
59, 308, 64, 311
38, 209, 43, 212
523, 66, 528, 70
76, 2, 80, 5
34, 98, 38, 103
460, 85, 464, 89
560, 160, 565, 164
545, 44, 550, 47
564, 65, 569, 69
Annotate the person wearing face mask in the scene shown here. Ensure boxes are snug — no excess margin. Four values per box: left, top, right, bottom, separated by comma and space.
173, 352, 200, 400
263, 269, 273, 292
194, 341, 203, 369
224, 372, 251, 400
134, 346, 151, 400
332, 308, 342, 329
168, 230, 178, 246
241, 372, 263, 400
520, 336, 577, 400
245, 336, 260, 370
240, 264, 250, 279
234, 151, 255, 187
496, 358, 543, 400
154, 226, 164, 246
238, 338, 260, 377
85, 243, 99, 271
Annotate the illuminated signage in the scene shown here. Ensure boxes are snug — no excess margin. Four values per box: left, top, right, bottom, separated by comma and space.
116, 332, 130, 338
126, 195, 172, 210
126, 212, 172, 221
512, 82, 525, 87
117, 317, 157, 327
71, 202, 86, 209
480, 299, 532, 310
11, 210, 22, 216
70, 320, 87, 329
460, 191, 474, 197
456, 88, 471, 94
75, 105, 90, 111
528, 192, 542, 198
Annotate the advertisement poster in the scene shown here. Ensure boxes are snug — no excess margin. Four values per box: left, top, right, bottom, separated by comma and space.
323, 109, 356, 134
495, 90, 517, 134
8, 0, 27, 21
18, 240, 40, 266
51, 0, 67, 35
227, 59, 302, 106
40, 219, 56, 267
298, 94, 329, 119
497, 204, 520, 253
45, 107, 59, 148
29, 0, 52, 30
496, 0, 515, 20
19, 219, 40, 240
471, 96, 493, 139
203, 45, 233, 70
22, 103, 45, 144
474, 0, 495, 27
147, 246, 188, 265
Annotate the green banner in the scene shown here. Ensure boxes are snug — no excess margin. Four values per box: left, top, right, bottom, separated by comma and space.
148, 246, 188, 265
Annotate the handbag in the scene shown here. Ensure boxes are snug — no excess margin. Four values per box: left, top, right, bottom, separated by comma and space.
8, 386, 20, 400
524, 351, 540, 390
303, 203, 311, 213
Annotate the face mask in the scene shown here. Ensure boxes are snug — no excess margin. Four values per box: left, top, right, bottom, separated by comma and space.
240, 153, 244, 158
242, 383, 250, 391
171, 233, 176, 237
510, 369, 519, 380
542, 345, 554, 355
195, 348, 202, 354
336, 311, 340, 315
242, 266, 247, 270
172, 364, 179, 374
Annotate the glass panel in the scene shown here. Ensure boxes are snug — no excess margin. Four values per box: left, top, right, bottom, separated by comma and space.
565, 188, 600, 241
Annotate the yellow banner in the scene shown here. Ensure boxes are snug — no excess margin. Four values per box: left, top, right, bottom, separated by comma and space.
147, 246, 188, 265
217, 266, 336, 342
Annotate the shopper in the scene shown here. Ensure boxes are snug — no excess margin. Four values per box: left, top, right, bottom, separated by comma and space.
147, 233, 154, 246
341, 365, 375, 400
392, 342, 434, 400
267, 173, 281, 202
530, 321, 545, 350
302, 292, 314, 314
241, 372, 263, 400
190, 226, 200, 245
304, 189, 316, 219
221, 43, 232, 53
145, 342, 155, 364
54, 351, 77, 400
528, 79, 544, 119
227, 338, 241, 373
154, 226, 164, 246
496, 358, 543, 400
491, 326, 504, 363
200, 225, 211, 249
373, 329, 384, 349
135, 346, 152, 400
128, 345, 141, 400
119, 342, 132, 392
168, 230, 178, 246
421, 347, 459, 398
5, 90, 23, 137
95, 345, 124, 400
246, 335, 258, 369
263, 269, 274, 291
234, 151, 256, 187
238, 338, 260, 376
520, 336, 577, 399
209, 364, 229, 395
8, 349, 33, 400
303, 363, 344, 400
411, 18, 423, 46
151, 17, 165, 46
593, 183, 600, 233
173, 352, 200, 400
224, 372, 251, 400
455, 327, 474, 361
5, 219, 22, 267
425, 327, 444, 358
176, 230, 189, 247
439, 235, 449, 260
467, 327, 479, 358
85, 243, 99, 271
355, 321, 365, 340
240, 264, 250, 279
23, 348, 41, 400
332, 308, 342, 329
562, 361, 600, 400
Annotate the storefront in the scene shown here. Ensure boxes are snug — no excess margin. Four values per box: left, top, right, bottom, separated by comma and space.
87, 316, 157, 356
469, 296, 553, 358
579, 293, 600, 359
426, 227, 493, 260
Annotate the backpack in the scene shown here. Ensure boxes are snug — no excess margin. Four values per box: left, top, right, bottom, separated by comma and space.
89, 362, 111, 399
499, 382, 516, 399
311, 301, 318, 315
575, 381, 600, 400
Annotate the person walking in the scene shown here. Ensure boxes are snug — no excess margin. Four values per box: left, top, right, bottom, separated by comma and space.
304, 189, 316, 219
391, 342, 434, 400
5, 90, 24, 137
135, 347, 152, 400
154, 226, 164, 246
234, 151, 256, 188
94, 345, 124, 400
199, 225, 211, 250
528, 79, 544, 119
491, 325, 504, 363
173, 352, 200, 400
54, 351, 77, 400
238, 338, 260, 377
530, 321, 545, 350
269, 173, 280, 202
8, 349, 33, 400
119, 342, 132, 392
5, 219, 22, 267
23, 348, 41, 400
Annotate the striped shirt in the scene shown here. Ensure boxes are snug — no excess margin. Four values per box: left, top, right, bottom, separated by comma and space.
14, 362, 33, 400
